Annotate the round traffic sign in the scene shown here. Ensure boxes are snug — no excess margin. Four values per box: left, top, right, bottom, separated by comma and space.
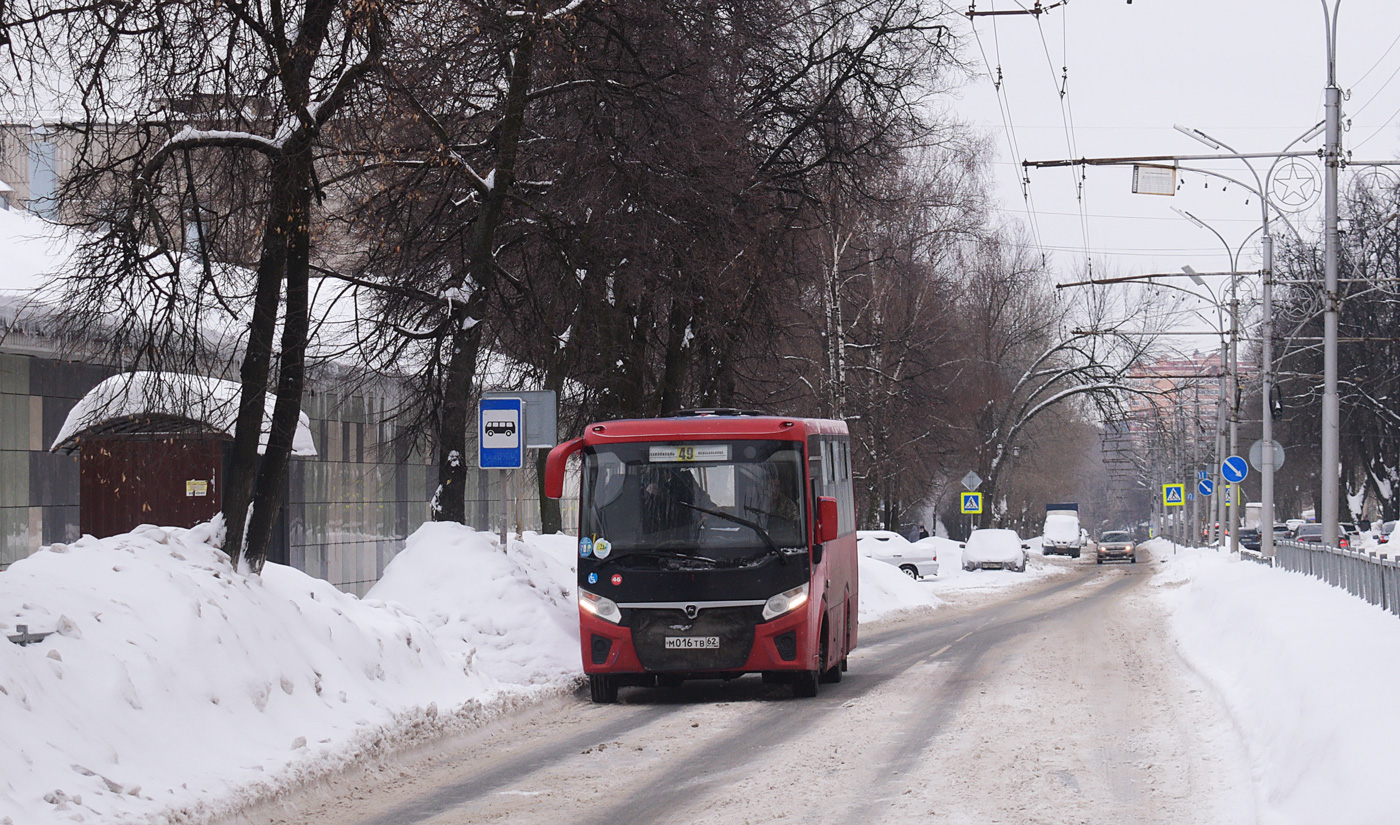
1249, 439, 1285, 472
1222, 456, 1248, 484
1198, 478, 1214, 497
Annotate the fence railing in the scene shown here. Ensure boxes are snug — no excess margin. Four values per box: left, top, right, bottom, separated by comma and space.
1269, 539, 1400, 617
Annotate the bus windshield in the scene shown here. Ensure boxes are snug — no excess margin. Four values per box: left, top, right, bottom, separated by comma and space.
581, 440, 806, 560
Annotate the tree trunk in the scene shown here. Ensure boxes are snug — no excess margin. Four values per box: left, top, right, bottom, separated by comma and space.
433, 20, 538, 523
536, 449, 562, 534
657, 295, 691, 414
434, 292, 489, 523
243, 152, 316, 571
223, 160, 295, 561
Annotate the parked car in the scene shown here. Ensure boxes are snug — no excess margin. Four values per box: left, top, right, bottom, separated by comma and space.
1379, 520, 1397, 546
1295, 523, 1324, 544
1237, 527, 1261, 552
1041, 512, 1083, 557
1292, 523, 1357, 547
857, 530, 939, 579
961, 529, 1029, 572
1096, 530, 1137, 564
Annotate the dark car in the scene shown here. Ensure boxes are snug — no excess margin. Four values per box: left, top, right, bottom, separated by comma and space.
1238, 527, 1261, 551
1295, 524, 1324, 543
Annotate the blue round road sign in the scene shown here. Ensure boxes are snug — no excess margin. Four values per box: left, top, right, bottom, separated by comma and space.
1198, 478, 1214, 497
1222, 456, 1248, 484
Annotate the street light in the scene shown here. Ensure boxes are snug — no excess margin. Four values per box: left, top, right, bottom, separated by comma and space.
1177, 264, 1233, 548
1173, 211, 1245, 553
1170, 119, 1327, 557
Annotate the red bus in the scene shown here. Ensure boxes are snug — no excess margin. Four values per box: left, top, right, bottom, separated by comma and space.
544, 410, 858, 702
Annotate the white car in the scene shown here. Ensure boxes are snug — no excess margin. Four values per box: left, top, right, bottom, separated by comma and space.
961, 528, 1029, 572
857, 530, 939, 579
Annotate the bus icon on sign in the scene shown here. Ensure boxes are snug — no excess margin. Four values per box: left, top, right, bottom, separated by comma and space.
484, 420, 517, 438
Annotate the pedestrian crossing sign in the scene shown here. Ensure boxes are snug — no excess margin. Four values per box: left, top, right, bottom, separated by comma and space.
960, 492, 983, 514
1162, 483, 1185, 507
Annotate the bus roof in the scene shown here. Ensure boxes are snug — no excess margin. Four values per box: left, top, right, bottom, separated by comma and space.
579, 413, 848, 444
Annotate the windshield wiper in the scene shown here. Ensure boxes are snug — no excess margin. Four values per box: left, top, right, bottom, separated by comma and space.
677, 501, 785, 565
595, 549, 724, 569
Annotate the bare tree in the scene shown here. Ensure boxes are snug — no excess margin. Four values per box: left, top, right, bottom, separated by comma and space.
3, 0, 388, 569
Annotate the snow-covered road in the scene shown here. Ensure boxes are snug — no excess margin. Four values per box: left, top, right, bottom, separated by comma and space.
228, 549, 1254, 825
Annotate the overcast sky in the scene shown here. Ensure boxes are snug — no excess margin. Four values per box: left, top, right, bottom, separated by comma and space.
948, 0, 1400, 337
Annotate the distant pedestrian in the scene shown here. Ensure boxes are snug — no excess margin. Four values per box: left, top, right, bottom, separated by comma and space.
918, 524, 930, 540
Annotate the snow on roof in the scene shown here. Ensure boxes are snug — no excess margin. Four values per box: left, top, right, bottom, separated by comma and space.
0, 206, 73, 296
51, 371, 317, 456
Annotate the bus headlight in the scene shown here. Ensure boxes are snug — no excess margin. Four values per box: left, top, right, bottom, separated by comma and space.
762, 582, 810, 621
579, 589, 622, 624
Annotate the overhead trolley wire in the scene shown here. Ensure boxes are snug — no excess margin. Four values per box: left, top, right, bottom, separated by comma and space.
971, 3, 1051, 265
1035, 6, 1093, 275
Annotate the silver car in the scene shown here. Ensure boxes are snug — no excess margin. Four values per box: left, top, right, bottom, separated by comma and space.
1096, 530, 1136, 564
857, 530, 939, 579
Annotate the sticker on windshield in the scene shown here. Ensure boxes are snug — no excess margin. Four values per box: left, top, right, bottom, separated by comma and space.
611, 574, 623, 586
587, 572, 598, 585
593, 538, 612, 560
648, 445, 730, 463
579, 537, 594, 558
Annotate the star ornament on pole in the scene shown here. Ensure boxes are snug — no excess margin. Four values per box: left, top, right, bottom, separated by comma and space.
1271, 158, 1321, 211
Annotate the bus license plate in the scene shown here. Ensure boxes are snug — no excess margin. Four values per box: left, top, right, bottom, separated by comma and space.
665, 636, 719, 650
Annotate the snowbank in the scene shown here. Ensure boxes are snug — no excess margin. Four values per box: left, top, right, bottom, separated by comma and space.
364, 525, 580, 687
0, 521, 942, 824
0, 522, 576, 825
1153, 544, 1400, 824
856, 554, 942, 621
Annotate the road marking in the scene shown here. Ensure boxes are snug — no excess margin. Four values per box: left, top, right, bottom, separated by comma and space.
932, 644, 951, 657
955, 631, 973, 642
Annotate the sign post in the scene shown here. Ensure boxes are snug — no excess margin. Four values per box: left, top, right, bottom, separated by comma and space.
479, 397, 524, 547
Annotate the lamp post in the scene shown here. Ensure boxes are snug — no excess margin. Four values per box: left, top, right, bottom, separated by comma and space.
1177, 220, 1242, 553
1172, 120, 1324, 556
1320, 0, 1343, 548
1176, 268, 1230, 548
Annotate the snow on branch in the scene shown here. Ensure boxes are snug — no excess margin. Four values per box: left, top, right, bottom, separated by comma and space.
137, 127, 283, 185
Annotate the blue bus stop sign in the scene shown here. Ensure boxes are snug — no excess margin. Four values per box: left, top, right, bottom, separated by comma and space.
479, 397, 523, 469
1198, 478, 1215, 497
1222, 455, 1248, 484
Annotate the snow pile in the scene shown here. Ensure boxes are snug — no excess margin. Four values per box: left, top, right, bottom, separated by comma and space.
1153, 544, 1400, 824
856, 553, 942, 621
364, 525, 580, 687
0, 206, 71, 295
0, 522, 577, 825
0, 519, 943, 824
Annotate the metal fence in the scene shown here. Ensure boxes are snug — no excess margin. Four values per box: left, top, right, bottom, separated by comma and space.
1268, 539, 1400, 617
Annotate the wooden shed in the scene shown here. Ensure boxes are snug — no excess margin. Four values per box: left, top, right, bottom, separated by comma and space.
51, 372, 316, 539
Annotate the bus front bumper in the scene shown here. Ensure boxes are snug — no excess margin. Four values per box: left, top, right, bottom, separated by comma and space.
580, 602, 818, 676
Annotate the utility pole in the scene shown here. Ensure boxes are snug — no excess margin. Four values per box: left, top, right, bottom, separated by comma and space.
1261, 230, 1277, 555
1192, 382, 1201, 544
1320, 0, 1343, 548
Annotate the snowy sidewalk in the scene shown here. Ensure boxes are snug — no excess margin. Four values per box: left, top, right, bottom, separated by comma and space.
1150, 540, 1400, 824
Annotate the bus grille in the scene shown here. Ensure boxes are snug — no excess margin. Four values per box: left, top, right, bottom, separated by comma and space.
630, 607, 759, 671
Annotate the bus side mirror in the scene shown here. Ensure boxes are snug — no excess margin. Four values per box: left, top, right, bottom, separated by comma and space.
544, 437, 584, 499
816, 496, 839, 545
